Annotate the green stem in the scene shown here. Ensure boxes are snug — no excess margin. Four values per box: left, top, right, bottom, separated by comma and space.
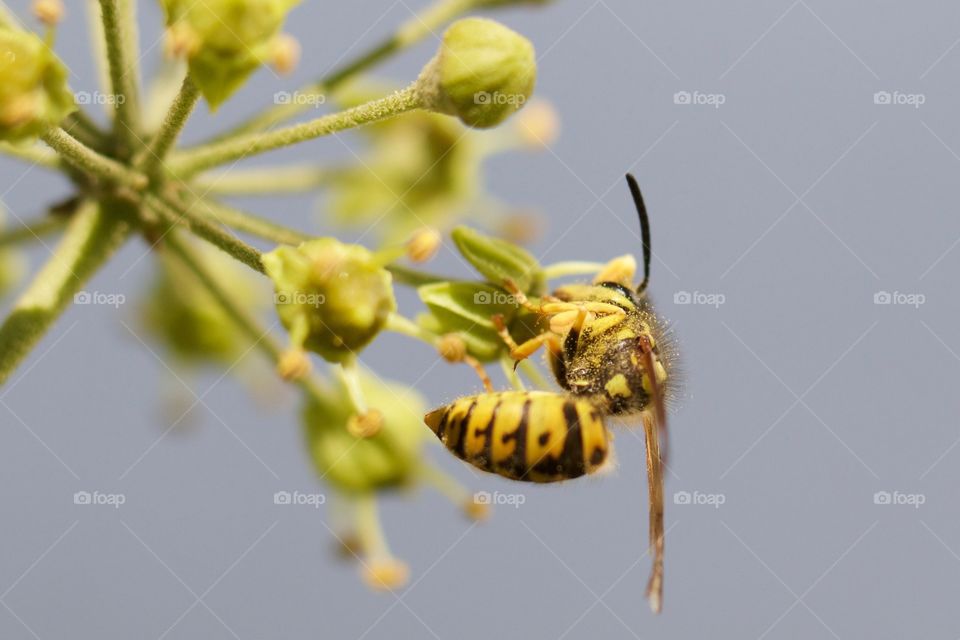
189, 197, 311, 246
64, 109, 107, 149
169, 86, 423, 177
0, 142, 61, 169
145, 194, 264, 273
138, 75, 200, 176
0, 216, 68, 248
356, 494, 391, 559
162, 230, 326, 399
41, 127, 147, 189
385, 312, 437, 345
98, 0, 140, 149
214, 0, 473, 140
501, 356, 526, 391
337, 359, 368, 413
542, 260, 606, 280
118, 0, 141, 104
418, 464, 470, 505
193, 165, 341, 196
0, 200, 133, 385
385, 263, 449, 287
519, 359, 551, 391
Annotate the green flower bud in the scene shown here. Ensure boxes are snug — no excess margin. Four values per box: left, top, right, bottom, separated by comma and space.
418, 280, 543, 362
159, 0, 300, 107
142, 241, 264, 364
303, 372, 428, 494
416, 17, 536, 129
0, 23, 74, 143
262, 238, 396, 363
451, 225, 544, 293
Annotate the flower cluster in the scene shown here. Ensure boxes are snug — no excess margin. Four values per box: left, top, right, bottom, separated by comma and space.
160, 0, 301, 107
0, 0, 574, 595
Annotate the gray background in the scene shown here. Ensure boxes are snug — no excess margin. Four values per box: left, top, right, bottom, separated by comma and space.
1, 0, 959, 638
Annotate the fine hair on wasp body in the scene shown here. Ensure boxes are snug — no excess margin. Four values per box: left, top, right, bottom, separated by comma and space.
423, 174, 676, 613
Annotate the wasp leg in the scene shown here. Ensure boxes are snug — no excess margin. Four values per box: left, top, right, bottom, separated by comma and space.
493, 314, 562, 364
436, 334, 494, 393
463, 354, 494, 393
642, 410, 665, 614
501, 279, 547, 315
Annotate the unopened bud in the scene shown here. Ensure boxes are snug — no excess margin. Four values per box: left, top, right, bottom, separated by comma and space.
437, 333, 467, 363
362, 558, 409, 591
513, 99, 559, 149
33, 0, 63, 26
164, 22, 200, 59
463, 497, 491, 521
347, 409, 384, 438
406, 227, 442, 263
277, 348, 311, 381
416, 18, 536, 129
270, 33, 300, 75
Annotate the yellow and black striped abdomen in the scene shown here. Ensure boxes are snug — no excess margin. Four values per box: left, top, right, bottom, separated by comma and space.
424, 391, 609, 482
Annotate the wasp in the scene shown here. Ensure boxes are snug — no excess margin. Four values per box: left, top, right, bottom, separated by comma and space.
424, 174, 677, 612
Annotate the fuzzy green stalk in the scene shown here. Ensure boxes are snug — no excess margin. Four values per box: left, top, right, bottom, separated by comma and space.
542, 260, 606, 279
0, 142, 61, 169
63, 110, 107, 151
169, 86, 423, 177
41, 127, 147, 189
188, 197, 312, 246
0, 215, 68, 248
138, 75, 200, 177
144, 193, 265, 274
0, 200, 133, 385
193, 165, 340, 196
384, 264, 449, 288
215, 0, 476, 140
385, 312, 438, 345
98, 0, 141, 150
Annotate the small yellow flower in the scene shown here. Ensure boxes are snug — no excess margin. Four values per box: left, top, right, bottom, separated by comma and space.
263, 238, 396, 363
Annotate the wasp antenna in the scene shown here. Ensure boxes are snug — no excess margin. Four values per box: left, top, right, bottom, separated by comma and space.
625, 173, 652, 294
